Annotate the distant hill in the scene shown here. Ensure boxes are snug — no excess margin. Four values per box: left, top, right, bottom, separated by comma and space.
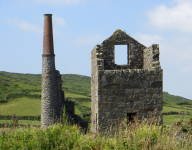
0, 71, 191, 105
0, 71, 91, 100
163, 92, 192, 106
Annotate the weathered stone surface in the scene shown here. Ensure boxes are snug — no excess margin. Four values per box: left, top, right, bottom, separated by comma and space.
134, 89, 144, 94
125, 89, 134, 95
91, 29, 163, 134
41, 14, 64, 129
151, 81, 162, 88
99, 102, 110, 108
102, 95, 116, 102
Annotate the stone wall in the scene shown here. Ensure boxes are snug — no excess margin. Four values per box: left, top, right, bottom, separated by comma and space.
91, 45, 99, 133
56, 70, 65, 118
41, 55, 60, 128
143, 44, 160, 69
97, 68, 163, 133
91, 29, 163, 134
64, 101, 75, 115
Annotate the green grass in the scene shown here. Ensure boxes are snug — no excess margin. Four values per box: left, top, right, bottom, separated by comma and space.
0, 120, 41, 126
0, 71, 91, 101
75, 107, 81, 115
1, 115, 192, 149
0, 97, 41, 116
163, 115, 192, 125
61, 74, 91, 94
65, 93, 90, 98
30, 92, 41, 95
163, 92, 192, 105
163, 106, 192, 114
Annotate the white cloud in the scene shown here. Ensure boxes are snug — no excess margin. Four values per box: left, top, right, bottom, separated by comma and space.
53, 16, 66, 27
133, 33, 192, 62
36, 0, 86, 5
7, 18, 42, 33
147, 0, 192, 33
72, 34, 106, 46
133, 33, 163, 47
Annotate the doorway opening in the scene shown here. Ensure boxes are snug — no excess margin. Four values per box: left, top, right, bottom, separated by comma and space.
127, 113, 137, 124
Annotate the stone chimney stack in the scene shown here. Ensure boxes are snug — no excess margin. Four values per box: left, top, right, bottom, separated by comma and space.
43, 14, 54, 55
41, 14, 59, 128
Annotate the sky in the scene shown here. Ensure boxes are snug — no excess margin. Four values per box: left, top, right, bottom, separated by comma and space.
0, 0, 192, 100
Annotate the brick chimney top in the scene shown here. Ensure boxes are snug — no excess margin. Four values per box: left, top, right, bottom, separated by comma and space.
43, 14, 54, 56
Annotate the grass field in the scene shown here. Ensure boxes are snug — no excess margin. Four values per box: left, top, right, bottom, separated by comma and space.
0, 97, 41, 116
1, 97, 192, 126
65, 93, 90, 98
163, 115, 192, 125
163, 106, 192, 114
0, 120, 41, 125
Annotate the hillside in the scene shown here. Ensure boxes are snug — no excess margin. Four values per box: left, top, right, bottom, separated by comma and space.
0, 71, 192, 126
0, 71, 91, 100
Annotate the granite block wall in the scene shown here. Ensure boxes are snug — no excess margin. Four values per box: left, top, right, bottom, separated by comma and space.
91, 29, 163, 134
97, 68, 163, 133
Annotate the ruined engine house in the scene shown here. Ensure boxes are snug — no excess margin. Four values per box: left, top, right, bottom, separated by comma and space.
91, 29, 163, 133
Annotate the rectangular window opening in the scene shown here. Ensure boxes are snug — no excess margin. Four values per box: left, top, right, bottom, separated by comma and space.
115, 45, 128, 65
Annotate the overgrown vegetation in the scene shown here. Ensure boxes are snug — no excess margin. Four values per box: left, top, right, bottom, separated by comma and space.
1, 112, 192, 149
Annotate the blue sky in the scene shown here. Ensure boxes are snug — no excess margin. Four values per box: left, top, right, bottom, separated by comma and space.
0, 0, 192, 100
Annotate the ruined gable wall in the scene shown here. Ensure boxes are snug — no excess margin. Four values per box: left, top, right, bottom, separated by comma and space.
91, 30, 163, 134
99, 31, 146, 70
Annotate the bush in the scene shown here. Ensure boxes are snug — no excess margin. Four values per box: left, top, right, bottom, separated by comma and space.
177, 101, 191, 105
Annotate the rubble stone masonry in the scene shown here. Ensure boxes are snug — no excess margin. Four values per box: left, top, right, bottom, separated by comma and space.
91, 29, 163, 134
41, 14, 64, 129
41, 56, 60, 128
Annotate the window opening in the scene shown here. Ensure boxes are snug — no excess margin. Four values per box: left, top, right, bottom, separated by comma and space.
115, 45, 128, 65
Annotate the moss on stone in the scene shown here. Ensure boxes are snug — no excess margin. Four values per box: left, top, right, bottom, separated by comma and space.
113, 29, 126, 35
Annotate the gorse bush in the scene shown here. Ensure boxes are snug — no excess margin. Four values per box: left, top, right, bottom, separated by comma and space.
1, 112, 192, 149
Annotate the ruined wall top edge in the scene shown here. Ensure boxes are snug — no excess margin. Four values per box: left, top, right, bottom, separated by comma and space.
98, 67, 162, 74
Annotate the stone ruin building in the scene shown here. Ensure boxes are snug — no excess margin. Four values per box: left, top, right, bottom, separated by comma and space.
91, 29, 163, 133
41, 14, 88, 129
41, 14, 163, 132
